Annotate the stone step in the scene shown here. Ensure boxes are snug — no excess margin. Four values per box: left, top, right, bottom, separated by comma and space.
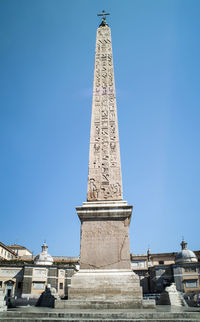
1, 311, 200, 321
2, 314, 200, 319
0, 318, 200, 322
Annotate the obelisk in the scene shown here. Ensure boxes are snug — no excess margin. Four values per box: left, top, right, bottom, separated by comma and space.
87, 12, 122, 203
68, 12, 143, 308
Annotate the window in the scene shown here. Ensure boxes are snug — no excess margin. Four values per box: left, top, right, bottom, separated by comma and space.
131, 261, 146, 268
1, 249, 3, 254
184, 267, 196, 272
59, 270, 65, 278
59, 283, 63, 290
17, 282, 22, 289
33, 282, 45, 290
185, 280, 198, 288
159, 261, 164, 265
0, 281, 2, 288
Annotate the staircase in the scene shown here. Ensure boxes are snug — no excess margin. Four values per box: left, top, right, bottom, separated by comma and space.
159, 283, 188, 307
168, 291, 186, 307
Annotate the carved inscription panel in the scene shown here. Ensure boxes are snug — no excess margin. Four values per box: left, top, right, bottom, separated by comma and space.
87, 25, 123, 201
80, 221, 131, 269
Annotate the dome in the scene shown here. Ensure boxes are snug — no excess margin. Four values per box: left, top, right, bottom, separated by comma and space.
34, 242, 53, 266
175, 240, 197, 265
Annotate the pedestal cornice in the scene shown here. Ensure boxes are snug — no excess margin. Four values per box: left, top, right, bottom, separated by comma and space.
76, 201, 133, 222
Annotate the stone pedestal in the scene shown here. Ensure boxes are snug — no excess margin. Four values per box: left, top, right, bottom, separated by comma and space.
67, 201, 143, 308
77, 201, 132, 270
68, 269, 142, 308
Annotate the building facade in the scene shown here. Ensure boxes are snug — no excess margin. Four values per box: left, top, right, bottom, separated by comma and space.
8, 245, 33, 258
0, 242, 17, 261
0, 243, 77, 302
0, 263, 75, 300
131, 241, 200, 295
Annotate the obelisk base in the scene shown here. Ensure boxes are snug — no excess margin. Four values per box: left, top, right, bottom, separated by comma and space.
67, 269, 143, 308
56, 201, 144, 309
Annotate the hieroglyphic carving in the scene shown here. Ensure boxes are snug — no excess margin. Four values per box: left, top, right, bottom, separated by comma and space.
88, 178, 98, 200
94, 143, 100, 153
87, 25, 123, 201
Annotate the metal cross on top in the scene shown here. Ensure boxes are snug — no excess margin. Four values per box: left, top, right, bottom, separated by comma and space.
97, 10, 110, 26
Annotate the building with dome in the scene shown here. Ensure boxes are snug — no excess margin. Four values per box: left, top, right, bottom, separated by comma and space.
34, 243, 54, 266
148, 240, 200, 294
175, 240, 198, 265
173, 240, 199, 293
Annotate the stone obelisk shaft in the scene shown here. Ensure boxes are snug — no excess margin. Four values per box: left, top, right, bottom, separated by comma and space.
87, 24, 123, 202
65, 20, 143, 309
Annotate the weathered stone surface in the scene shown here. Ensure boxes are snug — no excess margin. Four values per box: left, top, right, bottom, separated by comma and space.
3, 307, 200, 320
82, 222, 130, 269
77, 201, 132, 270
71, 201, 143, 306
68, 269, 142, 307
87, 24, 122, 202
80, 219, 130, 270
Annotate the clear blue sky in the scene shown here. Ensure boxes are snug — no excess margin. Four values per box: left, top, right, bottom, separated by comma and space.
0, 0, 199, 257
